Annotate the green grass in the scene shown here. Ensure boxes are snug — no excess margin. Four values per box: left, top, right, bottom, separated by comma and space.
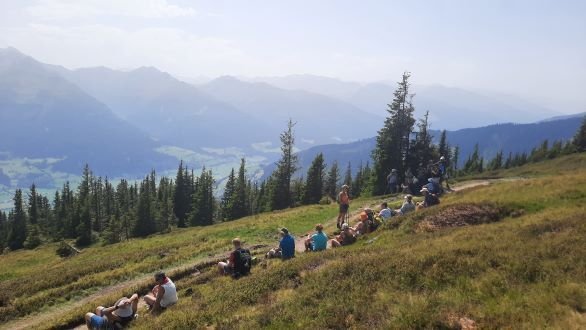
2, 153, 586, 329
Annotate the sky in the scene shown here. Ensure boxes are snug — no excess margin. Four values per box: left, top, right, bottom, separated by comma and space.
0, 0, 584, 113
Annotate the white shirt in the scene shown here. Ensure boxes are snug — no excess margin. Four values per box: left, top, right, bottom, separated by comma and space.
379, 208, 392, 221
160, 279, 178, 307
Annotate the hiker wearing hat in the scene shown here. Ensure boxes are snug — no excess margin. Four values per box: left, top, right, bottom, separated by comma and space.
85, 293, 139, 329
438, 156, 451, 191
331, 223, 357, 248
336, 185, 351, 229
386, 169, 399, 194
419, 187, 440, 208
398, 194, 416, 215
266, 228, 295, 259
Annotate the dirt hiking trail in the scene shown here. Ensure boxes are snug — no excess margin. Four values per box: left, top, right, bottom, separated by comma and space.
5, 179, 506, 330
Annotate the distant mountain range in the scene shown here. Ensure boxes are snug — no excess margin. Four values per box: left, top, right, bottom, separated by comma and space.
50, 66, 273, 151
253, 75, 562, 130
263, 114, 584, 180
0, 47, 582, 195
201, 76, 382, 147
0, 48, 176, 181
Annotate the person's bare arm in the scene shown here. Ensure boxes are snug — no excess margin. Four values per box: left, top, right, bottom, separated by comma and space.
152, 285, 166, 313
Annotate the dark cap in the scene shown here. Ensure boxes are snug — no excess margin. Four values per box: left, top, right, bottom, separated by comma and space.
280, 227, 289, 235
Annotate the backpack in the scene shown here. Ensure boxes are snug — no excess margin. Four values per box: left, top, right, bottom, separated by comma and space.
364, 208, 379, 232
232, 248, 252, 278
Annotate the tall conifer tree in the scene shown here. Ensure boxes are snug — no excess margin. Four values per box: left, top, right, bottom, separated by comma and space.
371, 72, 416, 195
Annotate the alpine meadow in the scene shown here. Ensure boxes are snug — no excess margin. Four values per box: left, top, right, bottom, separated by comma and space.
1, 1, 586, 329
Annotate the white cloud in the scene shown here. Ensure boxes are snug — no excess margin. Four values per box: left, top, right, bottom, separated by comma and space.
26, 0, 196, 20
0, 23, 246, 78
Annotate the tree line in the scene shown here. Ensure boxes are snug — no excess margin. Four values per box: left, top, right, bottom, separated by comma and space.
2, 74, 586, 253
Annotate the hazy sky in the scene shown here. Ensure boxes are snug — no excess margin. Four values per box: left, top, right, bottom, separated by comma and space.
0, 0, 584, 113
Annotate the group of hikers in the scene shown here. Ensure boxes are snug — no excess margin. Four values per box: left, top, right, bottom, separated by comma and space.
84, 157, 448, 329
387, 156, 450, 196
221, 156, 446, 263
85, 272, 178, 329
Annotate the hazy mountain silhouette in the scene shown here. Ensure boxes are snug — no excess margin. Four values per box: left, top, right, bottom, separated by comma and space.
51, 66, 273, 151
201, 76, 382, 147
252, 75, 561, 130
0, 47, 175, 176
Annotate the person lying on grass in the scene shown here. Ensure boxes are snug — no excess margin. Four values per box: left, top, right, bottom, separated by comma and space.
266, 227, 295, 259
304, 223, 328, 252
144, 272, 178, 314
331, 223, 357, 248
218, 238, 252, 278
85, 293, 138, 329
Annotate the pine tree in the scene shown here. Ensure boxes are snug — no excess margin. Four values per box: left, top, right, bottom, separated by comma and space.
371, 72, 416, 195
302, 153, 325, 204
453, 146, 460, 175
232, 158, 248, 219
343, 162, 352, 187
270, 119, 299, 210
573, 116, 586, 152
0, 210, 7, 251
351, 162, 364, 198
173, 161, 191, 228
438, 130, 448, 159
188, 168, 215, 226
75, 165, 93, 246
28, 184, 38, 225
133, 175, 158, 237
221, 168, 236, 221
325, 161, 339, 199
408, 111, 437, 174
487, 150, 503, 170
8, 189, 27, 250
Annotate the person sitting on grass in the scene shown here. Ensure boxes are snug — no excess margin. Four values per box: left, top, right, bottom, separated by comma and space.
266, 228, 295, 259
331, 223, 357, 248
143, 272, 178, 314
417, 187, 440, 209
218, 238, 252, 278
378, 202, 393, 222
85, 293, 139, 329
304, 224, 328, 252
398, 194, 416, 215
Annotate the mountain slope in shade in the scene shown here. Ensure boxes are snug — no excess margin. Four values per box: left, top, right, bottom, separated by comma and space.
201, 76, 383, 147
50, 66, 272, 150
0, 47, 175, 176
263, 115, 582, 179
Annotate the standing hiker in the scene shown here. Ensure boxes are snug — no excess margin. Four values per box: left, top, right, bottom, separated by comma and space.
386, 169, 398, 194
336, 185, 351, 229
438, 156, 451, 191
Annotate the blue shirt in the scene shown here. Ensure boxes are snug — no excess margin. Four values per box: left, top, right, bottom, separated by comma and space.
310, 232, 328, 251
279, 234, 295, 259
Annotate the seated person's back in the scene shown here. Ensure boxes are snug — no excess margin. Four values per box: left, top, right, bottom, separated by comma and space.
279, 228, 296, 259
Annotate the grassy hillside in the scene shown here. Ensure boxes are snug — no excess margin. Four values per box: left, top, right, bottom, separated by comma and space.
2, 153, 586, 329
